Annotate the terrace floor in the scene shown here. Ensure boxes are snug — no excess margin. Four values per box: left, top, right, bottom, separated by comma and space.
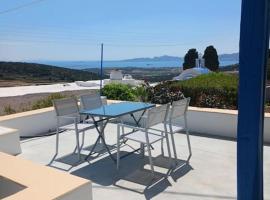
18, 123, 270, 200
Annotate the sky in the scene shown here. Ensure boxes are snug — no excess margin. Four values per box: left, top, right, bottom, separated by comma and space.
0, 0, 242, 61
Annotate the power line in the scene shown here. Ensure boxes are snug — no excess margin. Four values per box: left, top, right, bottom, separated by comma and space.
0, 0, 48, 15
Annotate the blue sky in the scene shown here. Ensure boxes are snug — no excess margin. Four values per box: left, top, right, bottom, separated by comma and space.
0, 0, 241, 61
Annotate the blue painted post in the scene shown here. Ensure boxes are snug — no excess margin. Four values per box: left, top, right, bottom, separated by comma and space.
100, 43, 104, 93
237, 0, 270, 199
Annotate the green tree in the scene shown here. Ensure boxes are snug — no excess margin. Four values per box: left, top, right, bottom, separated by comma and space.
203, 45, 219, 71
183, 48, 198, 70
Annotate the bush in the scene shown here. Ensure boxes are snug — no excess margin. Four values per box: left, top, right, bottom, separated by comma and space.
100, 73, 238, 110
32, 93, 66, 110
133, 83, 152, 102
102, 83, 136, 101
145, 82, 185, 104
4, 105, 16, 115
152, 73, 238, 109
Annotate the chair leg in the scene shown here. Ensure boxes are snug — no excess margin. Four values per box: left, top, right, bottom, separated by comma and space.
161, 131, 164, 156
75, 130, 81, 160
117, 124, 121, 169
186, 129, 192, 162
80, 131, 85, 150
169, 125, 178, 162
140, 143, 145, 158
184, 115, 192, 162
55, 127, 59, 155
146, 142, 155, 176
164, 125, 173, 168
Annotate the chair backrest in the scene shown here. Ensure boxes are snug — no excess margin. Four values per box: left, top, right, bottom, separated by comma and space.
145, 104, 169, 128
80, 93, 102, 111
53, 97, 79, 117
169, 97, 190, 120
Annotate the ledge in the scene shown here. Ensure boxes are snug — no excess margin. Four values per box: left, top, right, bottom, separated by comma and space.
0, 152, 92, 200
0, 107, 54, 121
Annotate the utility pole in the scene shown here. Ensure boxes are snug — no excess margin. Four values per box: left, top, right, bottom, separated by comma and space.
100, 43, 104, 93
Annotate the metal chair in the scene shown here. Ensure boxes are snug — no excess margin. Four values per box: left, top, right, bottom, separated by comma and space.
165, 98, 192, 163
116, 104, 172, 175
80, 93, 105, 110
53, 97, 95, 159
79, 93, 111, 157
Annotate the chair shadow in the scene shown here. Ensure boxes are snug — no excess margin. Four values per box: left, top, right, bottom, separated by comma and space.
83, 143, 117, 158
71, 151, 141, 186
71, 151, 192, 200
47, 152, 87, 171
47, 143, 117, 170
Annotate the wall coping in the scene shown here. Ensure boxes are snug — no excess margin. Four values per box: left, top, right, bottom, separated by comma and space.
0, 152, 91, 200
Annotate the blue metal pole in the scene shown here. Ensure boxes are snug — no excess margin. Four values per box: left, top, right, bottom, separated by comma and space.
100, 43, 104, 93
237, 0, 270, 199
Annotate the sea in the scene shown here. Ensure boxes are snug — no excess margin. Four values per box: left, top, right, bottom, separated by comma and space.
37, 59, 238, 70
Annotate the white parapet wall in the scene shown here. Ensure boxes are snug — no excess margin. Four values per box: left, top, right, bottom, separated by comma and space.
0, 97, 107, 137
0, 126, 21, 155
0, 107, 66, 137
0, 100, 270, 142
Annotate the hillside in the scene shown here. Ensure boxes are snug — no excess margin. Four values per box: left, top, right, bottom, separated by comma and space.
0, 62, 100, 86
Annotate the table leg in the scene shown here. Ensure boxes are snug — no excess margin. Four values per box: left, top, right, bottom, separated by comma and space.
85, 118, 116, 163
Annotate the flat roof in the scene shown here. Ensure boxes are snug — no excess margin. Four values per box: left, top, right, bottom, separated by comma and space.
18, 122, 270, 200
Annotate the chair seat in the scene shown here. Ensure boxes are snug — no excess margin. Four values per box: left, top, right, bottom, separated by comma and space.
59, 123, 95, 132
123, 131, 163, 144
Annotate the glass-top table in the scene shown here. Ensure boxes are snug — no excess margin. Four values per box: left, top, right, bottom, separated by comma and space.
80, 102, 155, 162
80, 102, 155, 118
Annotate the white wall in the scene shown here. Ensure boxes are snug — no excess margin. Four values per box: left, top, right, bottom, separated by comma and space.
0, 126, 21, 155
0, 98, 107, 137
0, 108, 65, 137
174, 108, 270, 142
0, 101, 270, 142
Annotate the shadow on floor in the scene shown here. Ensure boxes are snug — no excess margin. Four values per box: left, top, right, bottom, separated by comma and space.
71, 151, 192, 199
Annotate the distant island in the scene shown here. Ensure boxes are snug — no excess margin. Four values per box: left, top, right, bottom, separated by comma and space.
121, 55, 181, 62
218, 53, 239, 60
121, 53, 239, 62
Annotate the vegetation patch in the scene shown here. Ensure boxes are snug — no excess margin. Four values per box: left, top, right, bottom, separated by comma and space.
102, 73, 238, 109
31, 93, 67, 110
155, 73, 238, 109
102, 83, 136, 101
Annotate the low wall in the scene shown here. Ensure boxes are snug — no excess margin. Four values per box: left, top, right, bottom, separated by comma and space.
0, 126, 21, 155
0, 152, 92, 200
187, 107, 270, 142
0, 100, 270, 142
0, 107, 66, 137
0, 98, 107, 137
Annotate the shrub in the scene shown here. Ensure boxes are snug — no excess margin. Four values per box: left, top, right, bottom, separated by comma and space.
99, 73, 238, 110
133, 83, 152, 102
145, 82, 185, 104
152, 73, 238, 109
102, 83, 136, 101
32, 93, 66, 110
4, 105, 16, 115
